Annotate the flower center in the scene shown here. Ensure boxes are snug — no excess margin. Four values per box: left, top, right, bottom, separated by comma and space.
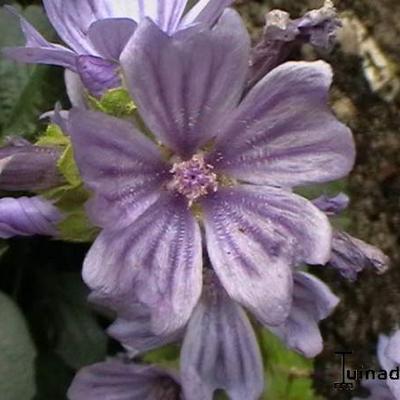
169, 154, 218, 205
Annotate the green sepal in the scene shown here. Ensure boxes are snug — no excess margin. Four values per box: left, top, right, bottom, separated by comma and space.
259, 330, 323, 400
88, 88, 136, 118
35, 123, 69, 147
38, 124, 99, 243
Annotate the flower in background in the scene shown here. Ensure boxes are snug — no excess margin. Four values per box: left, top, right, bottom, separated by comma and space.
64, 9, 355, 337
353, 331, 400, 400
4, 0, 233, 96
68, 357, 182, 400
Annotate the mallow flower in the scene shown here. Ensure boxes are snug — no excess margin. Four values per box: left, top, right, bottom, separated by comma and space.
4, 0, 233, 96
353, 331, 400, 400
64, 10, 355, 337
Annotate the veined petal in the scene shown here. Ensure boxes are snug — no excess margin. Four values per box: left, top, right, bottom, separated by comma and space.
312, 193, 349, 216
90, 292, 183, 355
3, 5, 77, 70
83, 194, 202, 336
268, 272, 339, 357
68, 359, 181, 400
67, 108, 168, 229
121, 9, 250, 156
181, 271, 264, 400
132, 0, 188, 34
209, 61, 355, 188
87, 18, 137, 61
202, 185, 332, 326
180, 0, 234, 28
0, 196, 61, 238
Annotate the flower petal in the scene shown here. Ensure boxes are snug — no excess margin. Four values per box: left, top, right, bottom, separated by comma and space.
181, 0, 234, 28
67, 108, 168, 229
90, 292, 183, 355
83, 194, 202, 336
209, 61, 355, 187
181, 271, 264, 400
121, 9, 250, 156
76, 55, 121, 97
64, 70, 87, 107
3, 5, 77, 69
87, 18, 137, 60
379, 333, 400, 399
0, 196, 61, 238
202, 185, 332, 326
68, 359, 181, 400
268, 272, 339, 357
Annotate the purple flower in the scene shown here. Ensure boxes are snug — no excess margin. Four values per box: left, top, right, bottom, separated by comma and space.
68, 357, 182, 400
0, 196, 62, 238
0, 137, 63, 191
353, 331, 400, 400
249, 0, 341, 88
4, 0, 232, 96
65, 10, 354, 336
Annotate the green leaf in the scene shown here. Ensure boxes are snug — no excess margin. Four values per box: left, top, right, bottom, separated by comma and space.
0, 291, 36, 400
0, 4, 65, 139
88, 88, 136, 118
35, 124, 70, 147
260, 330, 323, 400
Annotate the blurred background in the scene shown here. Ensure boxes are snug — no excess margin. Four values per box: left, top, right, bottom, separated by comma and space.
0, 0, 399, 399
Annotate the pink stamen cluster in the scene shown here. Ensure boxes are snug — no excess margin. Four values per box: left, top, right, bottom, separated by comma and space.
169, 154, 218, 205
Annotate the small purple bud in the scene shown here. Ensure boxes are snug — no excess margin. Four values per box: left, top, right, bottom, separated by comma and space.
312, 193, 349, 216
330, 231, 390, 281
76, 55, 121, 98
0, 137, 63, 191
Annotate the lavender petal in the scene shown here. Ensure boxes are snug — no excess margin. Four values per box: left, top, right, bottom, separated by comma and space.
87, 18, 137, 61
202, 185, 332, 326
76, 55, 121, 97
209, 61, 355, 188
83, 194, 202, 336
181, 271, 264, 400
181, 0, 234, 28
121, 9, 250, 156
3, 5, 77, 70
268, 272, 339, 357
67, 108, 168, 229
